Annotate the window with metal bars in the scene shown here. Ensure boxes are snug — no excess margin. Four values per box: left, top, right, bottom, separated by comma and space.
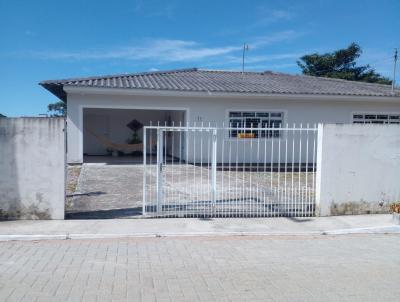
353, 113, 400, 124
228, 111, 284, 138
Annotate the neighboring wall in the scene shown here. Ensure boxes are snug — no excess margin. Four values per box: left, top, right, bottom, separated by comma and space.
0, 118, 65, 220
316, 124, 400, 216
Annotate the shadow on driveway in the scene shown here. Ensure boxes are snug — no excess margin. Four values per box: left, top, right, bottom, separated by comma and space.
285, 217, 314, 223
66, 207, 142, 219
66, 191, 107, 198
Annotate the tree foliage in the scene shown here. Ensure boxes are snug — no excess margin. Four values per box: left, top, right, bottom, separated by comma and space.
297, 43, 392, 85
0, 113, 6, 118
47, 101, 66, 117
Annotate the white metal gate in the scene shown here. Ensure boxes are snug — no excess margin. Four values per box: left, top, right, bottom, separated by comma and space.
143, 124, 318, 217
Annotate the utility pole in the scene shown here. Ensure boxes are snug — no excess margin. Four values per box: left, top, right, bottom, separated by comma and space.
392, 48, 398, 94
242, 43, 249, 74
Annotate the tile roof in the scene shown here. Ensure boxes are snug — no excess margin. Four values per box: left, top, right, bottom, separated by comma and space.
40, 68, 400, 101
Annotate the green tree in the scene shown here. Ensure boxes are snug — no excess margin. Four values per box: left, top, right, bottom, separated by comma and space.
47, 101, 66, 117
297, 43, 392, 85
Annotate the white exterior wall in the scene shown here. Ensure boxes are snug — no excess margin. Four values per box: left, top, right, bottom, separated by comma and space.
66, 88, 400, 163
0, 118, 65, 220
316, 124, 400, 216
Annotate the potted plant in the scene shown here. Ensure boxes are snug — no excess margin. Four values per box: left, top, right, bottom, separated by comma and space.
390, 202, 400, 224
126, 119, 143, 156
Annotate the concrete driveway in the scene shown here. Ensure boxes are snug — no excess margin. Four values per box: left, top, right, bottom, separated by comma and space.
66, 162, 315, 219
66, 163, 144, 219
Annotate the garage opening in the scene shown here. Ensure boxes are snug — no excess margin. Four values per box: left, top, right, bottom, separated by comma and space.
83, 108, 185, 164
66, 108, 185, 219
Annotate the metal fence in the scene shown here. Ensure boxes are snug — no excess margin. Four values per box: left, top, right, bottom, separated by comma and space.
143, 123, 318, 217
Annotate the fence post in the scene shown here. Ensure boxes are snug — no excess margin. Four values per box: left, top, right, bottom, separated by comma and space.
156, 128, 164, 214
142, 127, 147, 216
315, 123, 324, 216
211, 129, 217, 213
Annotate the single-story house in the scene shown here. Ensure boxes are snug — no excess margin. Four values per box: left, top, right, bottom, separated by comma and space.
40, 68, 400, 164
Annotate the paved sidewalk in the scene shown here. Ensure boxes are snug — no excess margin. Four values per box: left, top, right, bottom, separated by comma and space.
0, 234, 399, 301
0, 214, 399, 241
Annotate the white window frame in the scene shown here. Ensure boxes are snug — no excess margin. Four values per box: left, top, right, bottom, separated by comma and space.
226, 109, 286, 140
351, 112, 400, 124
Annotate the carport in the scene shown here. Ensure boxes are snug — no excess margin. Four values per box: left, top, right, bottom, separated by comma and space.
82, 108, 185, 163
65, 107, 186, 218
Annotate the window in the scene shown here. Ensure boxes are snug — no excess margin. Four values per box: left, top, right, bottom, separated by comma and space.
353, 113, 400, 124
228, 111, 284, 138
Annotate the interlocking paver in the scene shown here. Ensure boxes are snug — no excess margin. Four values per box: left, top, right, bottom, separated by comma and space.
0, 235, 399, 301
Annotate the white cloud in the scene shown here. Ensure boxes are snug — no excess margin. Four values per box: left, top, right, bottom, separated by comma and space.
25, 30, 37, 37
270, 10, 293, 20
22, 31, 302, 69
28, 39, 240, 62
255, 9, 294, 26
251, 30, 302, 48
148, 5, 175, 19
132, 1, 175, 19
216, 9, 297, 37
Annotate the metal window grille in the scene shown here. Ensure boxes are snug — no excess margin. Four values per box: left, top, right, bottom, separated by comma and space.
229, 111, 284, 138
353, 113, 400, 124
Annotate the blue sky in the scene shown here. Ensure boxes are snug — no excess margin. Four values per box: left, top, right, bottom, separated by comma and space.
0, 0, 399, 117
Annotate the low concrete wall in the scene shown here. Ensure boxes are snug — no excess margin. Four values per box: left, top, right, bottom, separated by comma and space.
0, 118, 65, 219
316, 124, 400, 216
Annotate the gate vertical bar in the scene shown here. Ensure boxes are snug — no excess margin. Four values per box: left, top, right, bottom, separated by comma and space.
142, 126, 147, 216
149, 121, 153, 210
211, 128, 217, 214
156, 128, 164, 215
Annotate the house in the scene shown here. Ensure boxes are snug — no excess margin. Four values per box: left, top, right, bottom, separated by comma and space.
40, 68, 400, 164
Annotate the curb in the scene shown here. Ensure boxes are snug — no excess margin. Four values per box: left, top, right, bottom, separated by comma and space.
0, 226, 399, 242
0, 234, 67, 241
322, 225, 400, 235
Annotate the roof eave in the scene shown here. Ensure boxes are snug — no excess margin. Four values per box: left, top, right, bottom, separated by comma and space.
39, 83, 67, 102
63, 85, 400, 102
